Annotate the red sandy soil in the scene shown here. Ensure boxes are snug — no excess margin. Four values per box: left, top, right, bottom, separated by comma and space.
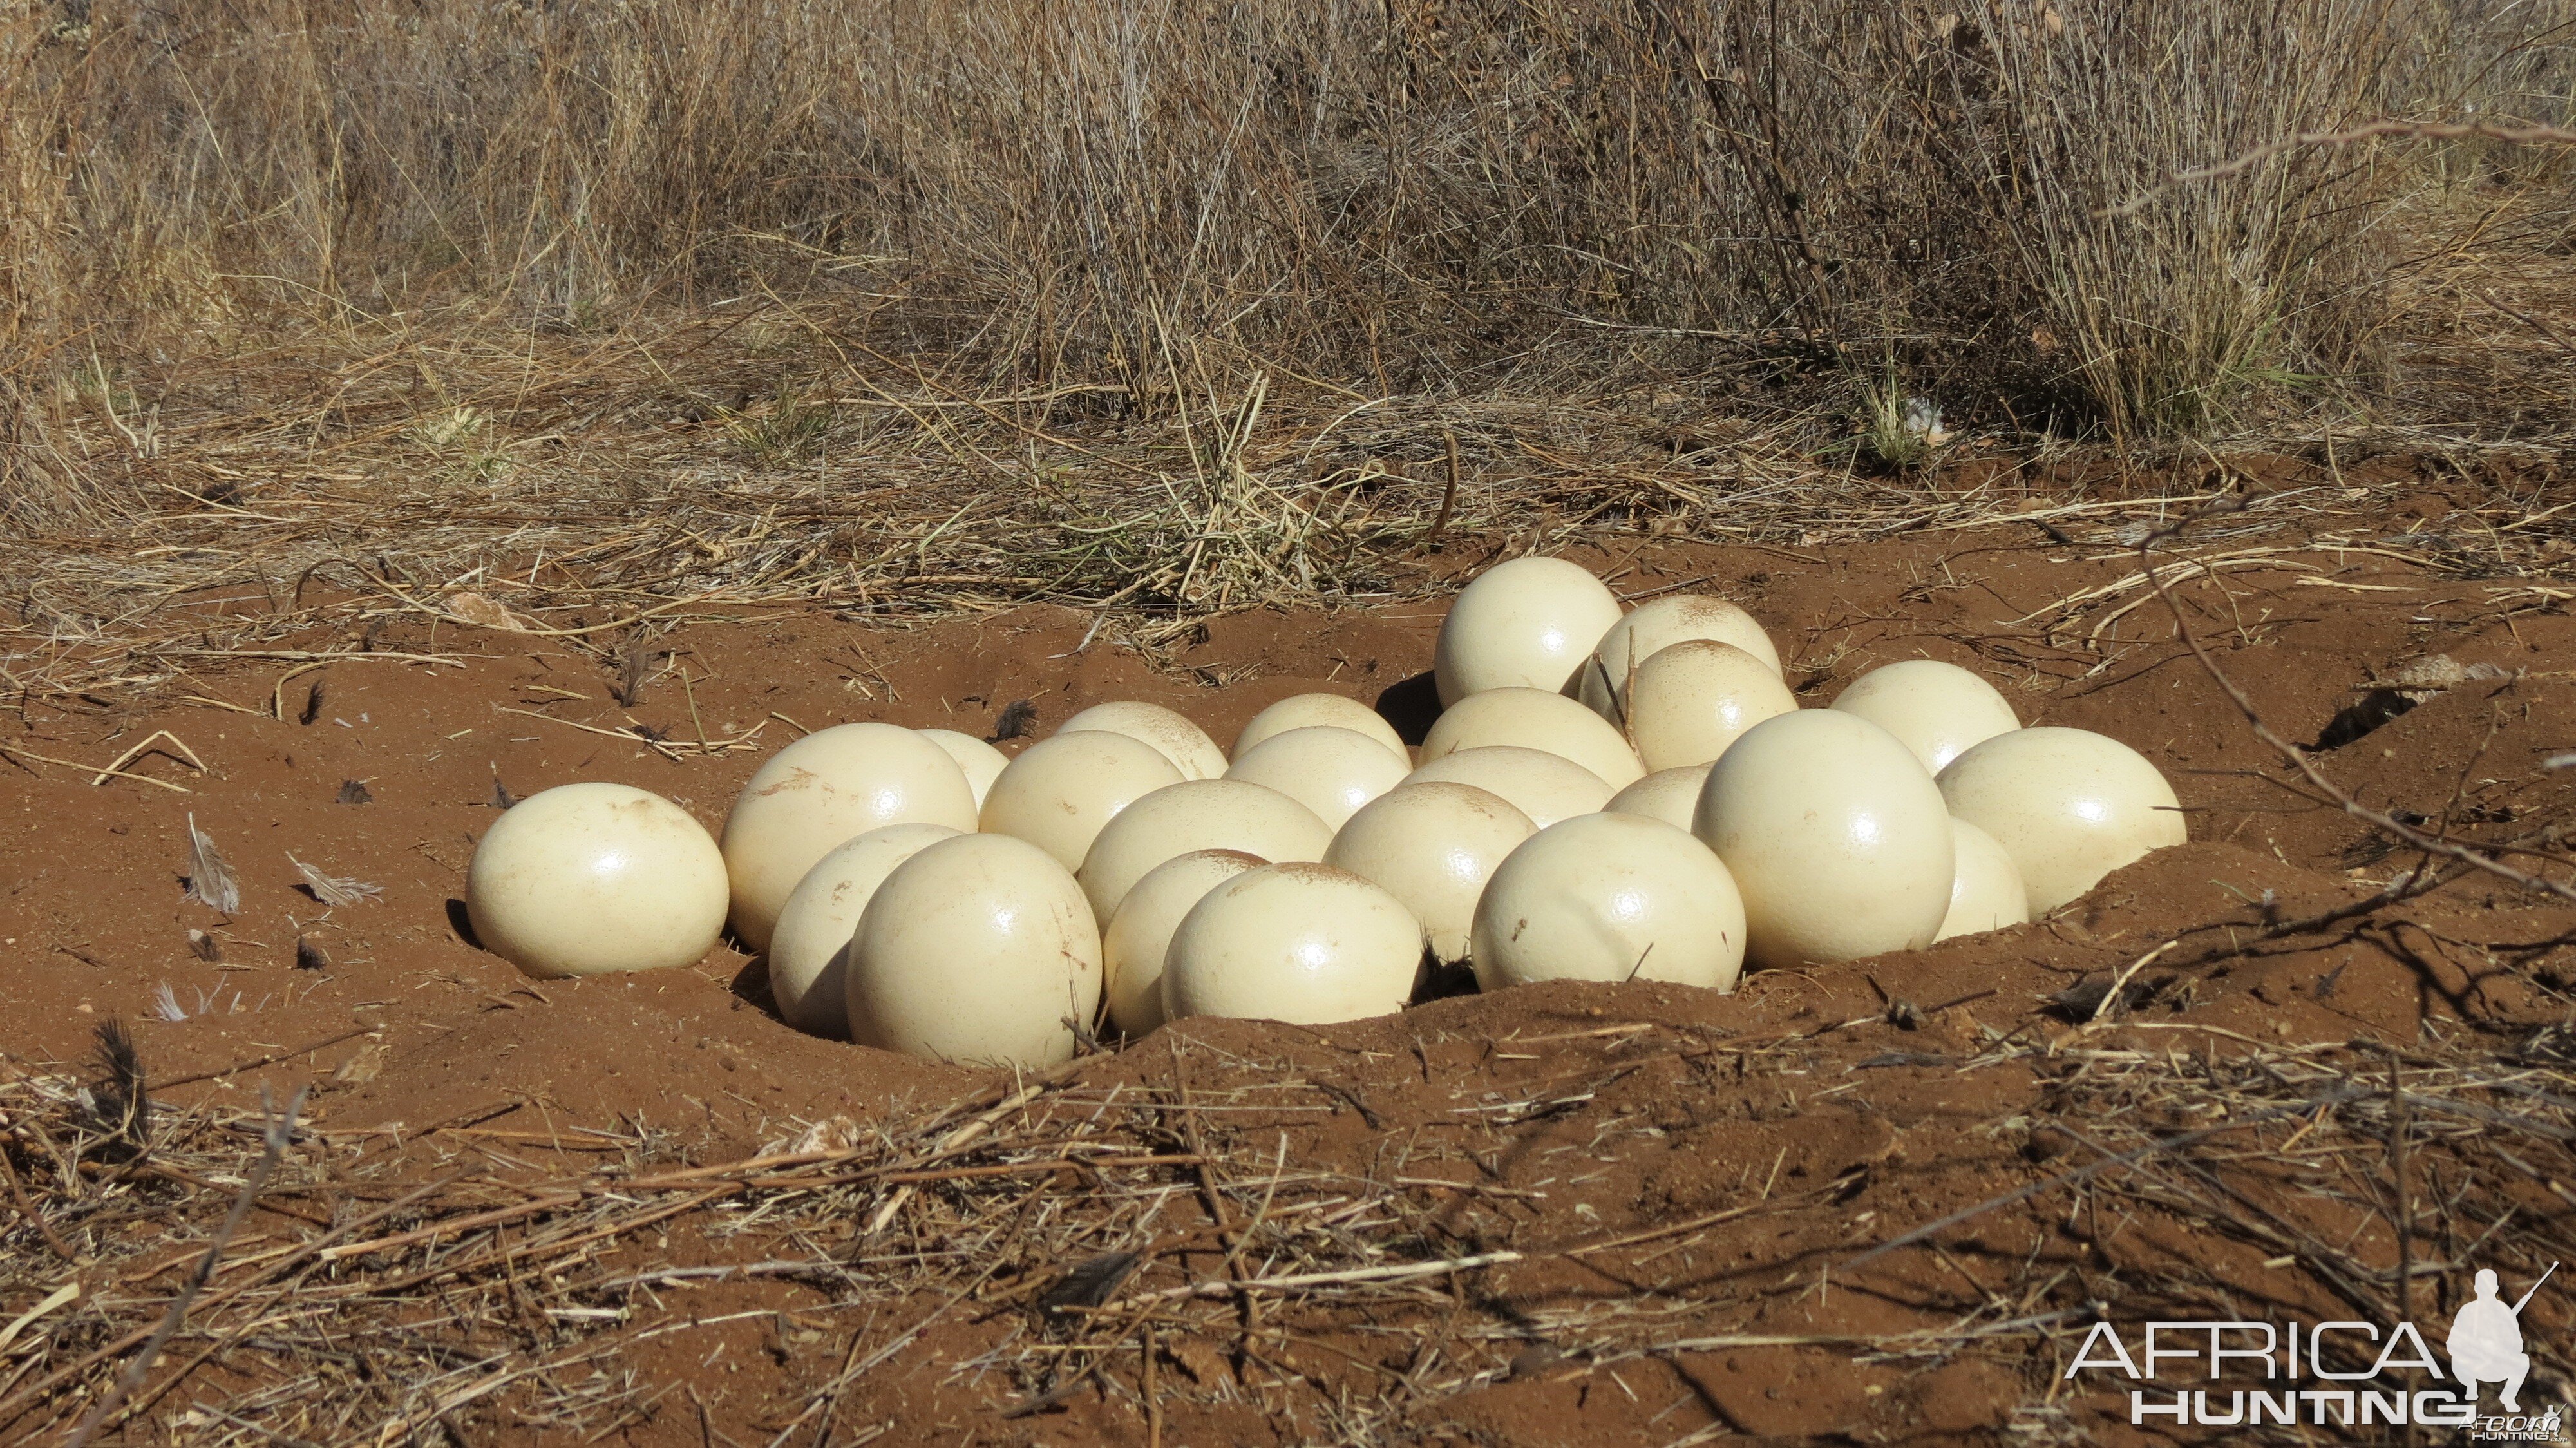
4, 485, 2573, 1445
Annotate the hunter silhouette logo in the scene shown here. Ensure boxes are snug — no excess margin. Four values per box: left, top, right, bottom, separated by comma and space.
2450, 1264, 2546, 1413
2057, 1258, 2562, 1432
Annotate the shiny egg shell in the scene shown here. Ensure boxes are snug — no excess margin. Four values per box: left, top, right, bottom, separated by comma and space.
1692, 710, 1953, 969
719, 723, 980, 953
1433, 557, 1624, 705
1605, 765, 1713, 833
1102, 849, 1265, 1037
1399, 746, 1614, 829
980, 730, 1185, 873
916, 729, 1011, 807
1936, 726, 2184, 913
1324, 781, 1536, 964
468, 783, 729, 979
1575, 594, 1781, 717
1936, 819, 2031, 941
1224, 726, 1411, 831
1162, 863, 1423, 1025
1830, 660, 2021, 775
1075, 778, 1332, 920
1061, 701, 1228, 781
846, 833, 1101, 1065
1470, 812, 1746, 992
766, 823, 961, 1036
1231, 694, 1410, 763
1419, 686, 1644, 788
1620, 640, 1799, 772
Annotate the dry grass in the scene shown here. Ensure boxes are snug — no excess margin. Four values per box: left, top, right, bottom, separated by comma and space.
0, 0, 2572, 675
4, 993, 2567, 1443
10, 345, 2575, 713
5, 2, 2572, 455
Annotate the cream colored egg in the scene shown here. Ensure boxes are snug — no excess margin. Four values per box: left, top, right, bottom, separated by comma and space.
1621, 640, 1799, 772
1470, 813, 1746, 992
1575, 594, 1782, 717
1692, 710, 1953, 969
1936, 726, 2185, 913
1232, 694, 1409, 763
1061, 701, 1228, 781
1102, 849, 1264, 1037
1937, 819, 2031, 942
980, 730, 1185, 873
468, 783, 728, 980
846, 833, 1101, 1065
1419, 686, 1645, 788
916, 729, 1010, 807
766, 823, 961, 1037
1830, 660, 2022, 775
1401, 747, 1613, 828
1225, 727, 1411, 831
1432, 557, 1623, 705
719, 723, 980, 953
1075, 778, 1332, 920
1605, 765, 1713, 832
1324, 781, 1536, 964
1163, 864, 1423, 1024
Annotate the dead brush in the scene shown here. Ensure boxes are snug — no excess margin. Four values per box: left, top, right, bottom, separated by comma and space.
722, 388, 837, 465
4, 0, 2553, 500
1, 1, 2573, 684
405, 404, 511, 481
1836, 356, 1948, 473
2012, 1033, 2576, 1328
1946, 0, 2408, 439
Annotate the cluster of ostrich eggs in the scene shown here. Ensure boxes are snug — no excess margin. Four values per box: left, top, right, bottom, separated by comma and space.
463, 555, 2186, 1065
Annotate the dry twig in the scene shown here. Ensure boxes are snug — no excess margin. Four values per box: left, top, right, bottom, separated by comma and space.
61, 1085, 305, 1448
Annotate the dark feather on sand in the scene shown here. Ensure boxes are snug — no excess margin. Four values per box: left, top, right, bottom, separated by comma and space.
1037, 1250, 1142, 1319
83, 1019, 151, 1159
986, 700, 1037, 743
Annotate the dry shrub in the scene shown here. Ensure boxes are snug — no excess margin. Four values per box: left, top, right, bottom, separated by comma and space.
1952, 0, 2417, 439
0, 0, 2568, 515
